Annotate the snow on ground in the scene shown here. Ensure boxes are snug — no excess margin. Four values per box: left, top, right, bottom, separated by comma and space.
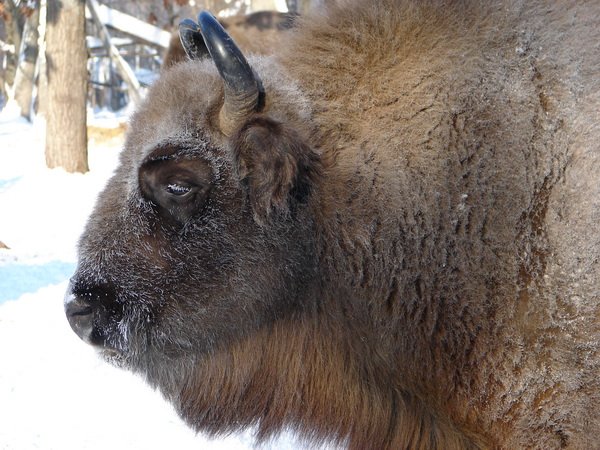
0, 102, 306, 450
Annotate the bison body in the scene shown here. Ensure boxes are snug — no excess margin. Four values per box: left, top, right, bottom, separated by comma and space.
66, 1, 600, 449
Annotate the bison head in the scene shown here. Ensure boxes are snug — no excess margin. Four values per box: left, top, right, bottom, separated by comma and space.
65, 12, 321, 385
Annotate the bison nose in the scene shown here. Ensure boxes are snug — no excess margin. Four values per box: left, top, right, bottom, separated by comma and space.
64, 280, 119, 347
64, 290, 95, 344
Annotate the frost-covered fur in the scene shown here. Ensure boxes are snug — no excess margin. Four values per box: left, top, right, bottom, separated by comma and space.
71, 1, 600, 449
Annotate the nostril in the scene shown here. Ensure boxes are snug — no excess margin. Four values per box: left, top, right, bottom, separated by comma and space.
64, 291, 96, 344
64, 295, 93, 317
68, 305, 93, 316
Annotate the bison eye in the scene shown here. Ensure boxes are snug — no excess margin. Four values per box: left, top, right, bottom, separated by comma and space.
139, 156, 213, 224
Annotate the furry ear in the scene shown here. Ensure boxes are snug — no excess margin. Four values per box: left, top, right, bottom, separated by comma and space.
231, 115, 321, 225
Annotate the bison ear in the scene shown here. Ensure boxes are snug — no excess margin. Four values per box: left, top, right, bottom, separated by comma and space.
231, 116, 320, 225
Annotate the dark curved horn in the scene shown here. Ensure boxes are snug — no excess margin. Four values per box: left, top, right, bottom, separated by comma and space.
197, 11, 262, 136
178, 19, 207, 60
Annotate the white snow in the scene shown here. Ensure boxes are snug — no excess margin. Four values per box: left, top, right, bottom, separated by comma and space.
0, 102, 309, 450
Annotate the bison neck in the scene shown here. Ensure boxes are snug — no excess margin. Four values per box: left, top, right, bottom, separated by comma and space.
173, 303, 486, 449
280, 2, 561, 442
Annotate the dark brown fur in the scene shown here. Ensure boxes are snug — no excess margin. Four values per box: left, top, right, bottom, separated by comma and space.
67, 1, 600, 449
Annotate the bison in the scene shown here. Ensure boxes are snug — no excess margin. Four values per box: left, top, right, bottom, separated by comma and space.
65, 1, 600, 449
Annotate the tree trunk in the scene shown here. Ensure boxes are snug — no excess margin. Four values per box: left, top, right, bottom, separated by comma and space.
13, 3, 40, 120
45, 0, 88, 173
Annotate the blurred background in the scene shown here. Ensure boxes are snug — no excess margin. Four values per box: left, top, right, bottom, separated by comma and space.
0, 1, 335, 449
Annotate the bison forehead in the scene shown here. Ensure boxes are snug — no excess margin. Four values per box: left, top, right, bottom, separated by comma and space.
124, 59, 224, 165
123, 55, 312, 172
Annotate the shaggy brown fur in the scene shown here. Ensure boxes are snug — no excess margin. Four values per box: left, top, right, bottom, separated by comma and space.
66, 1, 600, 449
162, 10, 297, 69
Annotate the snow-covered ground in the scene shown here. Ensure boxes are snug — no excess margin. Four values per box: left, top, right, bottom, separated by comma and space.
0, 103, 304, 450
